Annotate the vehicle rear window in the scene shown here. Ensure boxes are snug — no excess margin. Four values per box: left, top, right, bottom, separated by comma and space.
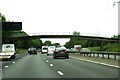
43, 48, 47, 50
29, 48, 36, 50
4, 45, 13, 48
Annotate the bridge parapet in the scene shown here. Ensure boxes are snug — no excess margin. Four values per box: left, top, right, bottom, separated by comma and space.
27, 32, 112, 38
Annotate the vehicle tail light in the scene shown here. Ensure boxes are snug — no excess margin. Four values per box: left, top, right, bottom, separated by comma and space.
65, 50, 68, 53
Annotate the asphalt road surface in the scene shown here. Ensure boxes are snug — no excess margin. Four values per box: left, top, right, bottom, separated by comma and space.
1, 53, 119, 79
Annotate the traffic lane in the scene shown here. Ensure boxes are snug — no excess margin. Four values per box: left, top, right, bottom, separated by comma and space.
2, 54, 61, 78
42, 54, 118, 78
1, 53, 28, 69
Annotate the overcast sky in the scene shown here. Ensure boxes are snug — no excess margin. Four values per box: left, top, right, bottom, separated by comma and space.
0, 0, 119, 45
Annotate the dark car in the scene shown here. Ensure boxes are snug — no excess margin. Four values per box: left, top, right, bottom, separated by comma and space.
53, 46, 69, 59
28, 48, 37, 55
37, 48, 41, 52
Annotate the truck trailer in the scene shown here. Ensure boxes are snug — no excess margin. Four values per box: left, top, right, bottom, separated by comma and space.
74, 45, 81, 51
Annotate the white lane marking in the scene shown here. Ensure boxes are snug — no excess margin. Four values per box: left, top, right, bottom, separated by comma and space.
46, 60, 49, 62
18, 59, 21, 60
71, 56, 120, 68
13, 61, 15, 63
57, 71, 64, 76
0, 69, 1, 71
50, 64, 53, 67
5, 66, 8, 68
40, 54, 46, 60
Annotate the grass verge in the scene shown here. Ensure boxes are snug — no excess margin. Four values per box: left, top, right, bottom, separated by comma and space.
16, 49, 27, 54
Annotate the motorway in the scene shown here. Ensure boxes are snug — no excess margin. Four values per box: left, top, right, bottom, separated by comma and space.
0, 52, 119, 79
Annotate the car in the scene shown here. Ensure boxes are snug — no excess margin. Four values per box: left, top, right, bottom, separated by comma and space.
37, 48, 41, 52
28, 48, 37, 55
80, 48, 91, 56
80, 48, 90, 52
53, 46, 69, 59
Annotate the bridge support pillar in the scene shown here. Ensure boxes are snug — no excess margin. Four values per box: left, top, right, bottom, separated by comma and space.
100, 41, 104, 51
0, 22, 2, 52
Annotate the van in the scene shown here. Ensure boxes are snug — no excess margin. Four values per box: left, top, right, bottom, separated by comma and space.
0, 44, 16, 60
42, 46, 48, 54
47, 46, 55, 56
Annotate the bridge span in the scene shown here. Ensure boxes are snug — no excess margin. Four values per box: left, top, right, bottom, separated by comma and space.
9, 34, 119, 42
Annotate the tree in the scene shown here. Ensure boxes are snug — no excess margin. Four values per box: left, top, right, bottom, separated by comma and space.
27, 39, 42, 48
43, 40, 52, 46
52, 43, 60, 47
73, 31, 80, 35
0, 13, 6, 22
112, 35, 120, 39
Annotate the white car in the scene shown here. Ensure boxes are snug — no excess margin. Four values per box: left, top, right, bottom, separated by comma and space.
80, 48, 90, 52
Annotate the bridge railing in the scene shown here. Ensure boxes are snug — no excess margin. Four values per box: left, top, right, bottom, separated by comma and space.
69, 51, 120, 60
28, 32, 112, 38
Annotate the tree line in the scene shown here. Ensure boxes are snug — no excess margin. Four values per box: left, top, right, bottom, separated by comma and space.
64, 31, 120, 52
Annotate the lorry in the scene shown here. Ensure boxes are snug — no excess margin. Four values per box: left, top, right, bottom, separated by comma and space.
42, 46, 48, 54
0, 44, 16, 60
47, 46, 56, 56
74, 45, 81, 51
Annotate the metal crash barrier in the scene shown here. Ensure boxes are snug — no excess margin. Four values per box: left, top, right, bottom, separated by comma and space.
69, 51, 120, 60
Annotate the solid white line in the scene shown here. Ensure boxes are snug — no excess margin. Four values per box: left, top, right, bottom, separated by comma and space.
18, 59, 21, 60
57, 71, 64, 76
50, 64, 53, 67
5, 66, 8, 68
71, 56, 120, 68
46, 60, 49, 62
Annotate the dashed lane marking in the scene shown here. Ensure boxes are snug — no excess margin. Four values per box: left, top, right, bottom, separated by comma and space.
50, 64, 53, 67
40, 54, 46, 60
57, 71, 64, 76
5, 66, 8, 68
46, 60, 49, 62
13, 61, 15, 63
